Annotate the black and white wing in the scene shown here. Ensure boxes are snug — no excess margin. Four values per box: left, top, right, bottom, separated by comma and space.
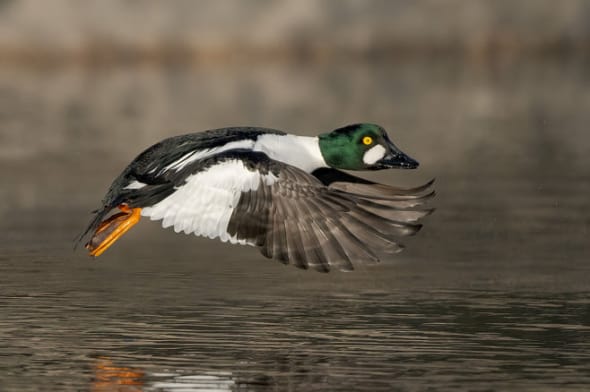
78, 127, 285, 242
135, 149, 433, 272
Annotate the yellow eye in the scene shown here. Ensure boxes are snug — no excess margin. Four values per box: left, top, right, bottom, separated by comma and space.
362, 136, 373, 145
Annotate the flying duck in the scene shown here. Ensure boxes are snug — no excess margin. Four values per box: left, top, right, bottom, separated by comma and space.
79, 123, 434, 272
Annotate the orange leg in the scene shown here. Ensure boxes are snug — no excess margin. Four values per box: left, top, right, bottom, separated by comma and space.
85, 205, 142, 257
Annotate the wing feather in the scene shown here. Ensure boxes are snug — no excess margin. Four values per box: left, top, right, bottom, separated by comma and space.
253, 164, 432, 271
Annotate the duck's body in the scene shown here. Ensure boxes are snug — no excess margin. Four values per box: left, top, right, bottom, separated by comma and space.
80, 124, 433, 272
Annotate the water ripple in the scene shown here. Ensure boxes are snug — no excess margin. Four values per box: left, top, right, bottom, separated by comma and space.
1, 287, 589, 391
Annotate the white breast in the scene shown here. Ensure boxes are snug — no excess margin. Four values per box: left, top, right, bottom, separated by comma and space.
254, 134, 327, 173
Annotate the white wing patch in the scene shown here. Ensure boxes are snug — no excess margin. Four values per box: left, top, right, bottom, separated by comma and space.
141, 160, 277, 245
363, 144, 386, 165
123, 180, 147, 190
161, 140, 256, 173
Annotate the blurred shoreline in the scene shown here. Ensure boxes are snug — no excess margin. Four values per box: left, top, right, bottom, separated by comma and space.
1, 0, 589, 68
1, 40, 589, 68
1, 58, 588, 166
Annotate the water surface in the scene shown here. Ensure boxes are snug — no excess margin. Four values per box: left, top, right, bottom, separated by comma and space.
1, 60, 589, 391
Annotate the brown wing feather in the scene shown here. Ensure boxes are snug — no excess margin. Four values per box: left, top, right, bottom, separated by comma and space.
227, 160, 434, 272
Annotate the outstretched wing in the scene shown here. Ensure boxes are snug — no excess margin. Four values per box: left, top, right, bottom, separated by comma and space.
140, 149, 434, 272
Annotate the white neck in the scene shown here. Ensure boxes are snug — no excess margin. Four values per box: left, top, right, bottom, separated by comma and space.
253, 134, 327, 173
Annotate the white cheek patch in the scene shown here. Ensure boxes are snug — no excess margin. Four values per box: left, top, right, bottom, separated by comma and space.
363, 145, 387, 165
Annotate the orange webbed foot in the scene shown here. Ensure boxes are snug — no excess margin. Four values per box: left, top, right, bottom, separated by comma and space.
85, 205, 142, 257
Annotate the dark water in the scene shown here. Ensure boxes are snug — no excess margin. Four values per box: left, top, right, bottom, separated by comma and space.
1, 60, 589, 391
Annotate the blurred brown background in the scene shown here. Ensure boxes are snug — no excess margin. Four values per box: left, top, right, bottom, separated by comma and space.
1, 0, 589, 161
1, 2, 590, 391
0, 0, 588, 270
1, 0, 589, 64
1, 0, 589, 269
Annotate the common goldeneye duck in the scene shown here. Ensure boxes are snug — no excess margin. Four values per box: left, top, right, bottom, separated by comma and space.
79, 123, 434, 272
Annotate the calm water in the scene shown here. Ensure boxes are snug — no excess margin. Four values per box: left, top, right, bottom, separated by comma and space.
1, 59, 589, 391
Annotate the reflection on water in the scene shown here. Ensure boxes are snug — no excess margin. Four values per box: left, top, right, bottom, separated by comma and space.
1, 59, 589, 390
151, 373, 235, 392
93, 358, 144, 391
1, 284, 590, 391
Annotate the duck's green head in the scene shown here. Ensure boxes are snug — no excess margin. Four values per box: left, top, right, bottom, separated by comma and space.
318, 123, 419, 171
